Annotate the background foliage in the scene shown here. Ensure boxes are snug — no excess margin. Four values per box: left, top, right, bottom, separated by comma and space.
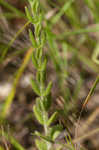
0, 0, 99, 150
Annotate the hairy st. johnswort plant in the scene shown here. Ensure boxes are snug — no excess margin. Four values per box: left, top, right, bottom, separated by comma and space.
25, 0, 65, 150
25, 1, 99, 150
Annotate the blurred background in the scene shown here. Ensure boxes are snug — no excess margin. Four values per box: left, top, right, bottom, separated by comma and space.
0, 0, 99, 150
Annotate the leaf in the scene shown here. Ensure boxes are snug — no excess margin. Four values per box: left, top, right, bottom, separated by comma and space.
39, 58, 47, 71
36, 71, 41, 83
47, 112, 58, 126
35, 131, 54, 143
25, 6, 32, 22
33, 105, 44, 125
32, 53, 38, 68
36, 97, 42, 111
35, 139, 47, 150
29, 29, 37, 48
30, 0, 39, 15
52, 131, 61, 141
38, 48, 43, 59
31, 78, 40, 96
49, 125, 63, 141
43, 82, 52, 97
35, 22, 42, 37
38, 71, 46, 84
41, 31, 46, 47
43, 94, 52, 111
35, 48, 42, 60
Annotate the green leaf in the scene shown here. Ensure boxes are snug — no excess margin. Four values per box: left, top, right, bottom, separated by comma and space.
50, 125, 63, 141
35, 22, 42, 37
35, 48, 43, 60
33, 105, 44, 125
32, 53, 38, 68
43, 94, 52, 111
25, 6, 32, 22
36, 71, 41, 83
31, 78, 40, 95
39, 71, 46, 83
37, 13, 43, 25
41, 31, 46, 47
39, 58, 47, 71
35, 139, 47, 150
35, 131, 54, 143
30, 0, 39, 15
38, 48, 43, 59
47, 112, 58, 126
36, 97, 42, 111
29, 29, 37, 48
52, 131, 61, 141
43, 81, 52, 97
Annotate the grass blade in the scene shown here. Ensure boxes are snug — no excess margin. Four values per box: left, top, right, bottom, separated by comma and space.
51, 0, 74, 24
82, 75, 99, 108
1, 47, 33, 119
0, 0, 25, 18
0, 21, 30, 63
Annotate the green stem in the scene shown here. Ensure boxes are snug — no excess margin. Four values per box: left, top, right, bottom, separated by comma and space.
39, 73, 50, 150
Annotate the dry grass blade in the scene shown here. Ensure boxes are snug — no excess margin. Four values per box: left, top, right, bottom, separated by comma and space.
73, 127, 99, 144
1, 47, 33, 119
82, 75, 99, 108
80, 108, 99, 135
0, 21, 30, 63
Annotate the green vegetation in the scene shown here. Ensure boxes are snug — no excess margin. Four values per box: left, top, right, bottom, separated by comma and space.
0, 0, 99, 150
